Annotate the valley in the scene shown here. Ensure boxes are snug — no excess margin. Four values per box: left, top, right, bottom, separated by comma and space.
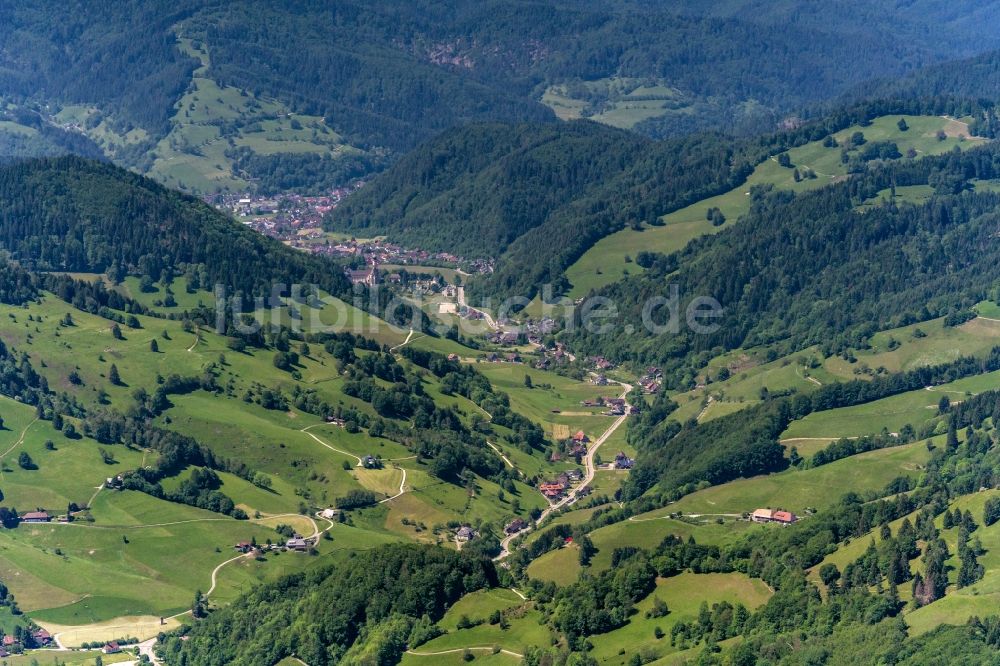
4, 4, 1000, 664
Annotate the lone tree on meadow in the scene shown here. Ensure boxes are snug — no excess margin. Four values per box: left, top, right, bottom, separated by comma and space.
192, 590, 208, 618
108, 364, 122, 386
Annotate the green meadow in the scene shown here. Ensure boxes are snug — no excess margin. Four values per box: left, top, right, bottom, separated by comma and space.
145, 38, 354, 194
587, 573, 772, 665
651, 441, 929, 517
528, 518, 755, 586
781, 370, 1000, 440
410, 589, 550, 656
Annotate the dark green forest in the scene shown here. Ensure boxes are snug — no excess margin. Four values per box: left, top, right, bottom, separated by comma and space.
0, 156, 349, 299
565, 141, 1000, 373
3, 0, 1000, 171
326, 120, 758, 299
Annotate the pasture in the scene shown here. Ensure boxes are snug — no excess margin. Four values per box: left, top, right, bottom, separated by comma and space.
655, 441, 930, 516
781, 370, 1000, 440
587, 573, 772, 665
146, 38, 350, 194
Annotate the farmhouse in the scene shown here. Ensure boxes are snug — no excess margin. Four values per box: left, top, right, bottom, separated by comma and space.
286, 537, 309, 551
539, 482, 565, 499
234, 541, 253, 553
504, 518, 527, 535
361, 455, 382, 469
614, 452, 634, 470
21, 511, 50, 523
456, 526, 477, 542
572, 431, 589, 444
103, 642, 122, 654
33, 630, 51, 646
751, 508, 798, 525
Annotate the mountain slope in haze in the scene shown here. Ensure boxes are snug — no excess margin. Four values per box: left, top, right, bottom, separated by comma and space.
4, 1, 1000, 192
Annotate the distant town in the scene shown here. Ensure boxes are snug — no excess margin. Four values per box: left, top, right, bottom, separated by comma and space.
204, 189, 494, 276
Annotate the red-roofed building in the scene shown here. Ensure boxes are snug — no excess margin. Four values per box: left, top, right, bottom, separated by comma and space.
572, 431, 589, 444
103, 641, 121, 654
751, 508, 797, 525
539, 482, 565, 499
772, 510, 797, 524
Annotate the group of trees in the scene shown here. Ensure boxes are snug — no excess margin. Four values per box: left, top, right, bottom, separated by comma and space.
159, 543, 496, 665
567, 139, 1000, 376
0, 157, 351, 301
624, 345, 1000, 501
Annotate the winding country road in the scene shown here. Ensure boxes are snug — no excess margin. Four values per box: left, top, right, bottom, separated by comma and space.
378, 467, 408, 504
301, 424, 364, 466
495, 381, 632, 560
457, 286, 499, 331
406, 646, 524, 659
0, 416, 39, 460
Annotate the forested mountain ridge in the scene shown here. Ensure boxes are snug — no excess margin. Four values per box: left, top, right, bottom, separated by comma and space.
565, 142, 1000, 374
4, 0, 1000, 192
324, 122, 646, 257
325, 120, 757, 299
0, 156, 350, 298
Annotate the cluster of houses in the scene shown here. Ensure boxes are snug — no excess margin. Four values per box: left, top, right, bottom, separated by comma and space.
0, 628, 52, 656
750, 508, 798, 525
638, 367, 663, 394
539, 468, 584, 501
534, 342, 571, 370
484, 351, 522, 363
580, 395, 628, 416
487, 331, 521, 346
234, 533, 317, 554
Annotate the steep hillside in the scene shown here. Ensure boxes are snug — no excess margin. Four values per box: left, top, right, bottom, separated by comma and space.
565, 141, 1000, 372
0, 156, 350, 298
327, 120, 757, 300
